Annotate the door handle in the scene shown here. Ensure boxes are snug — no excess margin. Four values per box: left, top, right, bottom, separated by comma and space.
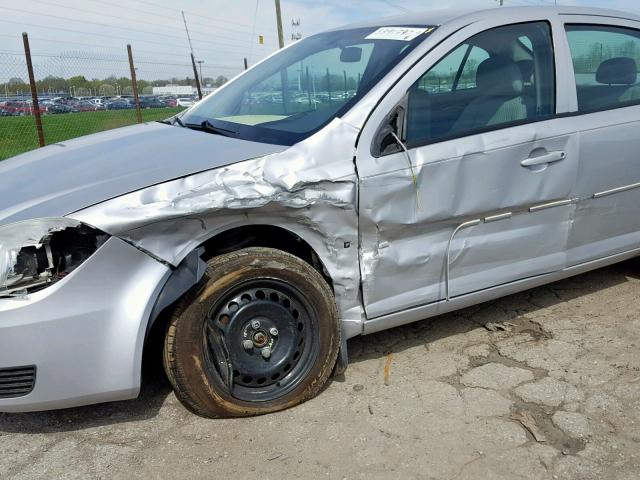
521, 150, 566, 167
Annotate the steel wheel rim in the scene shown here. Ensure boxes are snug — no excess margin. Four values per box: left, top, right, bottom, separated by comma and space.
203, 278, 319, 402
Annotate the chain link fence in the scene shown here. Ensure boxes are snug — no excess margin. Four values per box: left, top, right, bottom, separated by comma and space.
0, 33, 229, 161
0, 51, 37, 160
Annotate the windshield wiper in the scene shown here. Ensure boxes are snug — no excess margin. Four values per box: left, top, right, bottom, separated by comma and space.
158, 116, 185, 127
182, 120, 238, 137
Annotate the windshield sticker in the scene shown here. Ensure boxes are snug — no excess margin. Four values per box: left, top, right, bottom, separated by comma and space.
365, 26, 434, 42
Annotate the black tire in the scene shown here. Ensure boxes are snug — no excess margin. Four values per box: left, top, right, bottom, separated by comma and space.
163, 247, 340, 418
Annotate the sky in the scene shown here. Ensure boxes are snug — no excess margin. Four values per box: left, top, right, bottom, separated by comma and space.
0, 0, 639, 82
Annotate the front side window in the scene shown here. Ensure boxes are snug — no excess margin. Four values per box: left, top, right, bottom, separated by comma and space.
565, 25, 640, 112
404, 22, 555, 148
418, 44, 490, 93
181, 26, 436, 146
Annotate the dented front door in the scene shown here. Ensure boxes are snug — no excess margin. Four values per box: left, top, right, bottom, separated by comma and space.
357, 121, 579, 319
354, 17, 580, 319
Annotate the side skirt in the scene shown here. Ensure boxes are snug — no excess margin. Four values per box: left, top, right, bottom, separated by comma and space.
363, 246, 640, 335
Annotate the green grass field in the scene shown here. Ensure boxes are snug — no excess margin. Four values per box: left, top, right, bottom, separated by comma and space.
0, 107, 185, 161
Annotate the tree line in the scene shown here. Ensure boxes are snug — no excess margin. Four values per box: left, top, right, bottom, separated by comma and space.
1, 74, 229, 96
572, 40, 640, 74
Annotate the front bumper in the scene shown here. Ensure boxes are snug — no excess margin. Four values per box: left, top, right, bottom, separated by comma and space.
0, 237, 170, 412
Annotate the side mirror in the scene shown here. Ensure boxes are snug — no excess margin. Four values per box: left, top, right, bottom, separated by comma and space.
372, 104, 406, 157
340, 47, 363, 63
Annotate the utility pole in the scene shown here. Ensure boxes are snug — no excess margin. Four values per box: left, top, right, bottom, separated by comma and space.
275, 0, 285, 49
127, 44, 143, 124
182, 10, 195, 57
275, 0, 288, 111
182, 10, 202, 99
196, 60, 204, 84
22, 32, 45, 147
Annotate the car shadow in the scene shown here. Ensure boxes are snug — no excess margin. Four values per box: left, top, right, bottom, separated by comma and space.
0, 258, 637, 432
347, 257, 640, 365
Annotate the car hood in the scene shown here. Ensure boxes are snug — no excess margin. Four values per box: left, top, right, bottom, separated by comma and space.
0, 122, 287, 226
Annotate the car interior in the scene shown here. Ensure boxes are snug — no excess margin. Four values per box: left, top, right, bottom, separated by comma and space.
577, 56, 640, 111
403, 22, 555, 148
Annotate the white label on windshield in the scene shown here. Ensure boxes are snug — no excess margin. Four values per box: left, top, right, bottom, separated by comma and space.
365, 27, 428, 41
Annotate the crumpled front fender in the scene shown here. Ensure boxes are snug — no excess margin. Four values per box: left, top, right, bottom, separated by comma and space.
70, 119, 365, 339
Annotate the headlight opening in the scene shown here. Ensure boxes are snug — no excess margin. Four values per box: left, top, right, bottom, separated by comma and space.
0, 220, 109, 297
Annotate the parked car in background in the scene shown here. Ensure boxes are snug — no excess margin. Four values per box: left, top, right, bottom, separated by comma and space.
176, 97, 197, 107
61, 100, 100, 112
45, 103, 78, 115
138, 97, 168, 109
89, 98, 106, 108
0, 100, 46, 116
3, 6, 640, 418
105, 99, 133, 110
163, 97, 178, 107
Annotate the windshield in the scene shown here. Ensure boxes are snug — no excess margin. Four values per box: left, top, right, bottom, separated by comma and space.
181, 26, 436, 145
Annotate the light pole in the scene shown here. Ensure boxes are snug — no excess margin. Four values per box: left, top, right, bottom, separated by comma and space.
197, 60, 204, 85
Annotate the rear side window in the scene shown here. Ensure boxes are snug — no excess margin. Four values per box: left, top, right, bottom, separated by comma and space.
404, 22, 555, 148
566, 25, 640, 112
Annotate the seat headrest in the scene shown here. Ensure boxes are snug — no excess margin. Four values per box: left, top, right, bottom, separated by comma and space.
516, 60, 534, 83
476, 57, 524, 96
596, 57, 637, 85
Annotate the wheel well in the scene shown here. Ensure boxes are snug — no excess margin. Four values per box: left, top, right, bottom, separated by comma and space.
142, 225, 335, 378
200, 225, 333, 289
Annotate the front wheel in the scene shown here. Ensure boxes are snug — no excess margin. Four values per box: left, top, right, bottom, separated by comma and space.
163, 247, 340, 417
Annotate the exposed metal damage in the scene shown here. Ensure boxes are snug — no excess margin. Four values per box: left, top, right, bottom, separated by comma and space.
70, 118, 365, 339
0, 218, 108, 298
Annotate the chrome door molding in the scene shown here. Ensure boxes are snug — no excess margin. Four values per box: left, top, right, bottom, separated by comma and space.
444, 198, 579, 304
593, 182, 640, 199
445, 219, 481, 302
529, 199, 573, 212
483, 212, 514, 223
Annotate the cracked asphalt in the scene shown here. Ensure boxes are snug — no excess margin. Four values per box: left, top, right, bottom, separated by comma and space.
1, 259, 640, 479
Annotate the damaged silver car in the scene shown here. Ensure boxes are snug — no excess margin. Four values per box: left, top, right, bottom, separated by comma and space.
2, 6, 640, 417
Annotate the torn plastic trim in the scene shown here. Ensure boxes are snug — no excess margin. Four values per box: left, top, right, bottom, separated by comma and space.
146, 247, 208, 340
0, 218, 109, 298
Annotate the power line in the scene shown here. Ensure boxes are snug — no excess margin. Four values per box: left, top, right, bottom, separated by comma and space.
130, 0, 274, 31
378, 0, 412, 13
30, 0, 277, 42
0, 17, 276, 57
0, 33, 247, 63
90, 0, 276, 33
2, 6, 278, 51
0, 50, 242, 70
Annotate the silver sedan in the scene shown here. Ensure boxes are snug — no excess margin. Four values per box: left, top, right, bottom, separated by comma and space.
2, 5, 640, 416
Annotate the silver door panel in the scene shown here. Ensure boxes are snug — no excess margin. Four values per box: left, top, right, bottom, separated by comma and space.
446, 204, 573, 299
566, 109, 640, 265
359, 124, 579, 318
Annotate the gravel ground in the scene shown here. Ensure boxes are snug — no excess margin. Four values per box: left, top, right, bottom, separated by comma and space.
1, 259, 640, 480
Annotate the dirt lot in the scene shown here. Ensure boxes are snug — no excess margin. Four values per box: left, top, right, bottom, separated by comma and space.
1, 260, 640, 480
